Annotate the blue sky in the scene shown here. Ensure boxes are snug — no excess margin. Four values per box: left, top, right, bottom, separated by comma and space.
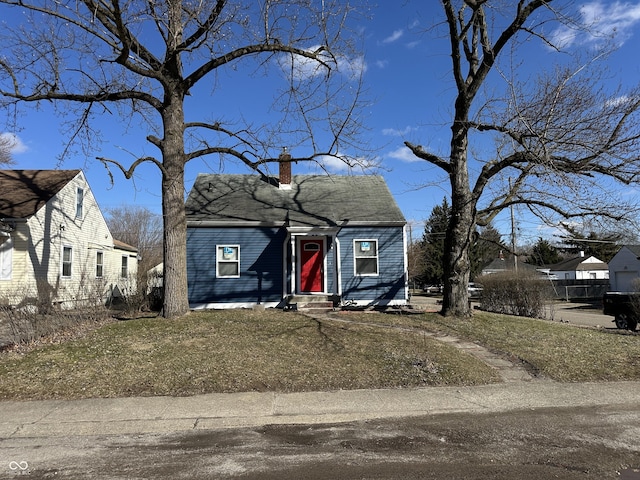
3, 1, 640, 246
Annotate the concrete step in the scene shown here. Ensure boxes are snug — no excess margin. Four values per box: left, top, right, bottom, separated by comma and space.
288, 295, 331, 304
297, 301, 334, 312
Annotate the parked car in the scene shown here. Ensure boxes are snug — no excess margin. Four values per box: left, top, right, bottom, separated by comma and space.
602, 291, 639, 331
468, 282, 483, 298
423, 285, 443, 295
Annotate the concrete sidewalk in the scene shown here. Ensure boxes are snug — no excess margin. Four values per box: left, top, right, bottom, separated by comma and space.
1, 381, 638, 438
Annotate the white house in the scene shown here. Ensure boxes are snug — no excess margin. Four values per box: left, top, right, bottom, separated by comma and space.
0, 169, 138, 308
549, 253, 609, 281
608, 245, 640, 291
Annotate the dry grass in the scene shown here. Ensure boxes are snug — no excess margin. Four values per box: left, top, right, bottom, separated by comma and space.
0, 309, 499, 400
2, 307, 637, 401
418, 311, 640, 382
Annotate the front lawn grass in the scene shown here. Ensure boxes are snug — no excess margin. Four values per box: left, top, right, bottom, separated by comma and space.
419, 311, 640, 382
324, 310, 640, 382
2, 308, 638, 401
0, 309, 498, 400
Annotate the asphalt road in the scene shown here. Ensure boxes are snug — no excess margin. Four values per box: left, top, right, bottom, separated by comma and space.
3, 404, 639, 479
547, 301, 620, 329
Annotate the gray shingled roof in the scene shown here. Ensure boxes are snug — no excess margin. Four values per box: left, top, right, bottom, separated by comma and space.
549, 255, 608, 272
622, 245, 640, 257
185, 174, 406, 227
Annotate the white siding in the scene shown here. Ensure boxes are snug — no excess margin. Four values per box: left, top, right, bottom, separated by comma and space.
553, 256, 609, 281
609, 247, 640, 291
0, 171, 138, 307
104, 247, 139, 299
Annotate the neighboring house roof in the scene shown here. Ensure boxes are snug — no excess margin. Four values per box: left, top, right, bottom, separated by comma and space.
185, 174, 406, 227
114, 239, 138, 253
549, 255, 608, 272
618, 245, 640, 257
481, 256, 538, 274
0, 169, 81, 219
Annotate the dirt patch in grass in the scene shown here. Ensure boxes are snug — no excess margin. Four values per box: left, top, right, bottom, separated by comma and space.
0, 309, 499, 400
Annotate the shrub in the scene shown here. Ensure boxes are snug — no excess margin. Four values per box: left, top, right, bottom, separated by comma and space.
478, 271, 551, 318
0, 279, 111, 348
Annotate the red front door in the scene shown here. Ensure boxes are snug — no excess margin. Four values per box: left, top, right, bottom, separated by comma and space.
300, 239, 324, 293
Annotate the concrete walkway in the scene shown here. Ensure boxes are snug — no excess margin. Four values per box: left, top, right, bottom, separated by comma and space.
1, 381, 639, 438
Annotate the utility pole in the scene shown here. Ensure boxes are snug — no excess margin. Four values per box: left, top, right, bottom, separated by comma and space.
509, 178, 518, 273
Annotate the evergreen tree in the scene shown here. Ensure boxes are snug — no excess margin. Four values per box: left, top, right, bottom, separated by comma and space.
528, 238, 562, 266
419, 198, 450, 286
471, 224, 505, 278
559, 225, 622, 263
420, 199, 505, 284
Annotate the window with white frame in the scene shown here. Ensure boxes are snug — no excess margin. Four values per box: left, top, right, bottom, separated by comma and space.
354, 239, 378, 276
76, 187, 84, 219
0, 235, 12, 280
62, 246, 73, 278
217, 245, 240, 278
96, 251, 104, 278
121, 256, 128, 278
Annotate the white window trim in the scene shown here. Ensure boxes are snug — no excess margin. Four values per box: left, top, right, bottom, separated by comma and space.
0, 235, 12, 281
96, 250, 104, 278
121, 255, 129, 278
353, 239, 379, 277
76, 187, 84, 219
216, 245, 241, 278
61, 245, 73, 278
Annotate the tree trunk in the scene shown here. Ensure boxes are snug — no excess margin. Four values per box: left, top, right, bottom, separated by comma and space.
441, 120, 475, 317
161, 91, 190, 319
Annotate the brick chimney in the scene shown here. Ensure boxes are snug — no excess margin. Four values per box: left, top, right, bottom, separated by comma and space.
279, 148, 292, 190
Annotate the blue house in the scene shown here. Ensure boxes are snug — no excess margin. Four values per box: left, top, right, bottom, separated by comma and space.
185, 159, 408, 309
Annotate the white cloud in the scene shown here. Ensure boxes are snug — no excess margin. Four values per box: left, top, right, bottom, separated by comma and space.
604, 94, 637, 108
382, 29, 404, 44
0, 133, 28, 154
549, 1, 640, 48
279, 45, 367, 81
382, 126, 415, 137
375, 59, 389, 69
338, 54, 368, 78
387, 145, 420, 163
320, 154, 351, 172
317, 154, 377, 173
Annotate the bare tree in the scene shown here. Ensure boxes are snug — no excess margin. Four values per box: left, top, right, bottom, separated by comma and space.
105, 205, 163, 303
405, 1, 640, 317
0, 0, 368, 318
0, 133, 15, 165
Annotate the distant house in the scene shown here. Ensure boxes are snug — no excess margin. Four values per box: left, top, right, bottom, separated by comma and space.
0, 170, 138, 308
480, 253, 540, 277
185, 160, 408, 309
549, 253, 609, 281
608, 246, 640, 291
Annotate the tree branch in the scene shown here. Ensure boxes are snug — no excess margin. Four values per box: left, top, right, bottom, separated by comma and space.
185, 43, 333, 91
179, 0, 226, 51
404, 141, 451, 173
83, 0, 163, 74
97, 155, 165, 181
